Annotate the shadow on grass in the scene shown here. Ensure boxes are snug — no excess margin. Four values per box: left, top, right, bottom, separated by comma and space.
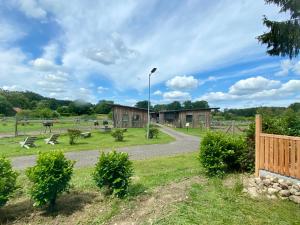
128, 183, 147, 197
0, 191, 97, 224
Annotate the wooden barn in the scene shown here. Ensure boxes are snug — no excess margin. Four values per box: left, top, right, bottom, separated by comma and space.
111, 104, 149, 128
158, 108, 219, 128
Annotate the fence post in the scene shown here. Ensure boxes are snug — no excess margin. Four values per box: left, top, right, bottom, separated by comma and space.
255, 114, 262, 177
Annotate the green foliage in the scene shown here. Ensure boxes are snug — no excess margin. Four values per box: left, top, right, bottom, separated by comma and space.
199, 132, 249, 177
0, 95, 15, 116
26, 151, 74, 208
67, 129, 82, 145
148, 127, 159, 139
0, 157, 18, 207
135, 100, 151, 110
258, 0, 300, 59
111, 129, 126, 141
94, 100, 113, 114
93, 150, 133, 197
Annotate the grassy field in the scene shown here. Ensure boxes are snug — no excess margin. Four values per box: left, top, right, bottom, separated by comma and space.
0, 115, 110, 134
0, 128, 174, 157
174, 127, 207, 137
1, 153, 300, 225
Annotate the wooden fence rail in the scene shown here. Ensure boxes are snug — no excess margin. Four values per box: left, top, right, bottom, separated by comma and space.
255, 115, 300, 179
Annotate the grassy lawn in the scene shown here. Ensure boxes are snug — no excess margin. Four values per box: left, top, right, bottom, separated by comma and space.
1, 153, 300, 225
174, 127, 207, 137
0, 128, 174, 158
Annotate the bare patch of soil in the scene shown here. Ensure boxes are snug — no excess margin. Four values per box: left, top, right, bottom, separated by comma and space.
107, 176, 207, 225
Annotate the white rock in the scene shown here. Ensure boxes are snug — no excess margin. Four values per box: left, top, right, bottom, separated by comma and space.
247, 187, 259, 198
267, 194, 277, 200
263, 179, 272, 186
279, 190, 291, 197
292, 184, 300, 191
278, 179, 285, 184
294, 191, 300, 196
286, 180, 293, 186
290, 188, 298, 195
268, 188, 279, 195
254, 178, 261, 185
289, 195, 300, 204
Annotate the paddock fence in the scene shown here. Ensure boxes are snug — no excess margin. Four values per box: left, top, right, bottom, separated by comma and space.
255, 114, 300, 179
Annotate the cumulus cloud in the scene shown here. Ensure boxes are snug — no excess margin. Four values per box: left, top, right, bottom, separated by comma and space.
228, 76, 281, 95
199, 78, 300, 108
31, 58, 58, 71
16, 0, 47, 19
153, 90, 162, 96
97, 86, 109, 93
166, 75, 199, 90
163, 91, 191, 101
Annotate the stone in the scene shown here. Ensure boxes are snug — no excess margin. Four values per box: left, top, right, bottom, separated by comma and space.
279, 182, 289, 190
290, 188, 298, 195
272, 183, 282, 191
267, 188, 279, 195
279, 196, 288, 200
278, 179, 285, 184
279, 190, 291, 197
247, 187, 259, 198
286, 180, 293, 186
289, 195, 300, 204
270, 177, 278, 183
254, 178, 261, 185
292, 184, 300, 191
263, 179, 272, 186
294, 191, 300, 196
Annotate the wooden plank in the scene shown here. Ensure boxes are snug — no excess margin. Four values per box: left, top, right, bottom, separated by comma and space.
265, 136, 269, 171
269, 136, 274, 172
259, 136, 265, 169
290, 140, 296, 178
279, 138, 284, 175
260, 133, 300, 141
284, 139, 290, 176
273, 137, 279, 173
255, 115, 262, 176
297, 140, 300, 179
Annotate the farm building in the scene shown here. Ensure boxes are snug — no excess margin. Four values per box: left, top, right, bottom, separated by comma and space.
111, 104, 219, 128
158, 108, 219, 128
111, 104, 149, 128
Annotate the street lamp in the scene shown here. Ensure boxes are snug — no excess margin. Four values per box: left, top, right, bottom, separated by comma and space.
147, 67, 157, 139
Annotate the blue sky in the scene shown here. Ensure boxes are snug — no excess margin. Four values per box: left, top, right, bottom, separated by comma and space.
0, 0, 300, 109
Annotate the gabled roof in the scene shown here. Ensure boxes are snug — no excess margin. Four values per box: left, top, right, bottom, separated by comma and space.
159, 108, 219, 113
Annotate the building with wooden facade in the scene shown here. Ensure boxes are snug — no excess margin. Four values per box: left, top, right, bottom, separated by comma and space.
111, 104, 219, 129
111, 104, 149, 128
158, 108, 218, 128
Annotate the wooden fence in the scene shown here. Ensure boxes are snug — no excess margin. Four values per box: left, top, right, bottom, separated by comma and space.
255, 115, 300, 179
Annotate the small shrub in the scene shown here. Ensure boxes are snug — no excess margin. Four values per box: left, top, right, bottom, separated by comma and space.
199, 132, 248, 177
93, 150, 133, 197
103, 120, 109, 126
26, 151, 75, 209
67, 129, 81, 145
111, 129, 126, 141
148, 127, 159, 139
0, 157, 18, 207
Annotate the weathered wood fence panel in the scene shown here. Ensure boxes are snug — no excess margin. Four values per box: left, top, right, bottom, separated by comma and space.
255, 115, 300, 179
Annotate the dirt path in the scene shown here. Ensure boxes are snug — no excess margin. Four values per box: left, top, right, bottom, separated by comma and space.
107, 176, 206, 225
11, 126, 200, 170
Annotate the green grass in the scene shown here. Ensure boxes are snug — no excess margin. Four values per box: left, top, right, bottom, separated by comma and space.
154, 177, 300, 225
2, 153, 300, 225
174, 127, 207, 137
0, 128, 174, 157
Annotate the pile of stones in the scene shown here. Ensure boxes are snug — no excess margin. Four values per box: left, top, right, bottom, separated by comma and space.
243, 175, 300, 204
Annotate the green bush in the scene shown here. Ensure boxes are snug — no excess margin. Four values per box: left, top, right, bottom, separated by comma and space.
199, 132, 248, 177
67, 129, 81, 145
111, 129, 126, 141
93, 150, 133, 197
148, 127, 159, 139
26, 151, 75, 209
0, 157, 18, 207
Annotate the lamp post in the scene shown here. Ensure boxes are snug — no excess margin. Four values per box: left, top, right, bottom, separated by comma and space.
147, 67, 157, 139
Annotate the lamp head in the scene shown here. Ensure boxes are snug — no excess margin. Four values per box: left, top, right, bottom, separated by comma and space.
151, 68, 157, 73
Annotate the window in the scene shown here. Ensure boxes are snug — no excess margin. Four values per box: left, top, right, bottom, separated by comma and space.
186, 115, 193, 122
132, 114, 140, 127
122, 114, 129, 127
132, 114, 140, 121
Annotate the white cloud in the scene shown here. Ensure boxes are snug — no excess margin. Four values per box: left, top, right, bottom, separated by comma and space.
275, 60, 300, 76
31, 58, 57, 71
199, 78, 300, 108
153, 90, 162, 96
2, 85, 23, 91
163, 91, 191, 101
97, 86, 109, 93
16, 0, 47, 19
166, 75, 199, 90
228, 76, 280, 95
